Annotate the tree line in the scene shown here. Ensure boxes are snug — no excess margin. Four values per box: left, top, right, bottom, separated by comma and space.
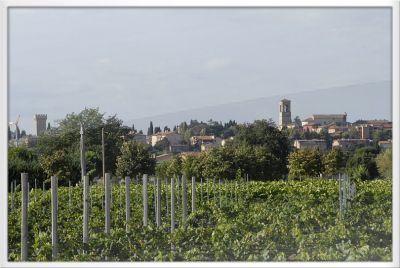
8, 108, 392, 190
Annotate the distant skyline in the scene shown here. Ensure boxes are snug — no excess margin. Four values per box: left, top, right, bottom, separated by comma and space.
8, 8, 391, 134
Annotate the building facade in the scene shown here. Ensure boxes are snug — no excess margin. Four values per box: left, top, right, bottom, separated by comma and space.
151, 132, 183, 147
293, 139, 328, 152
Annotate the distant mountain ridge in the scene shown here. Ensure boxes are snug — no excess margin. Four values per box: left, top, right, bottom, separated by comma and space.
129, 81, 392, 132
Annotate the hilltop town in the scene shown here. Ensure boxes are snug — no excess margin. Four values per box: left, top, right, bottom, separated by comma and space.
8, 98, 392, 164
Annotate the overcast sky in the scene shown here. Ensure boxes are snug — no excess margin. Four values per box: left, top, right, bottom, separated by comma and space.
8, 7, 391, 134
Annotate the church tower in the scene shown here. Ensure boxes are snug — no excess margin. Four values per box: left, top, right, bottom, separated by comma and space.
278, 99, 292, 129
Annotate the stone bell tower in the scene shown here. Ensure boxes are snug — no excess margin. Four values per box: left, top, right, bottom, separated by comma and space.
278, 99, 292, 129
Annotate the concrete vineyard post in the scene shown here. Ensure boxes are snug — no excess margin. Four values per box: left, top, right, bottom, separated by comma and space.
206, 178, 209, 203
219, 179, 222, 208
339, 173, 342, 219
177, 176, 180, 205
51, 176, 58, 260
143, 174, 148, 226
213, 178, 216, 205
83, 175, 89, 246
21, 173, 28, 261
156, 178, 161, 227
171, 176, 175, 233
153, 178, 156, 222
10, 181, 14, 212
165, 178, 169, 218
125, 176, 131, 232
192, 176, 196, 213
105, 173, 111, 234
200, 178, 203, 203
182, 175, 187, 225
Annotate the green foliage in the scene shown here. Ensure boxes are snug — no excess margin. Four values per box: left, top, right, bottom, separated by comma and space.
346, 147, 379, 180
8, 146, 45, 188
177, 119, 236, 140
375, 149, 392, 179
8, 179, 392, 261
341, 128, 360, 139
233, 119, 290, 177
153, 138, 170, 154
200, 146, 235, 180
348, 165, 369, 182
372, 130, 392, 142
182, 155, 202, 179
323, 148, 345, 177
39, 149, 79, 184
115, 141, 155, 178
8, 125, 12, 140
147, 121, 154, 136
288, 149, 323, 180
36, 108, 130, 183
156, 141, 286, 181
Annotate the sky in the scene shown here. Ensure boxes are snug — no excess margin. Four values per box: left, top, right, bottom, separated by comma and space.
8, 7, 392, 134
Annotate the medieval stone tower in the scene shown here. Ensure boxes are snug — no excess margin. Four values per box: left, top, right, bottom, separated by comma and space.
34, 114, 47, 136
278, 99, 292, 129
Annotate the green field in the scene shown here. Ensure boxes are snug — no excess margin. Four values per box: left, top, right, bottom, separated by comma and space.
8, 178, 392, 261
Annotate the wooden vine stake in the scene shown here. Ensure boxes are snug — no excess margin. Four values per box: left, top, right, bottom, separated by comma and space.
182, 175, 188, 226
105, 173, 111, 234
83, 175, 89, 247
156, 177, 162, 227
51, 175, 58, 260
170, 176, 175, 233
125, 176, 131, 232
192, 176, 196, 213
143, 174, 148, 226
21, 173, 28, 261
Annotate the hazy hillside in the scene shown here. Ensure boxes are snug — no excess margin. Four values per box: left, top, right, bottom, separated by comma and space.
130, 81, 391, 132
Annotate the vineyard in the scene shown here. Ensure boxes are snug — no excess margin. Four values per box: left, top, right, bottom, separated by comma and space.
8, 177, 392, 262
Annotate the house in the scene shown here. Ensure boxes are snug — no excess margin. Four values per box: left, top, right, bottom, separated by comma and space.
328, 124, 349, 135
293, 139, 327, 152
190, 135, 216, 146
302, 123, 320, 133
302, 114, 347, 127
332, 139, 373, 151
151, 131, 183, 147
353, 121, 392, 139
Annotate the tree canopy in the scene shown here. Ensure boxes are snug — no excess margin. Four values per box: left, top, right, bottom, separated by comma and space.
36, 107, 130, 183
115, 140, 155, 178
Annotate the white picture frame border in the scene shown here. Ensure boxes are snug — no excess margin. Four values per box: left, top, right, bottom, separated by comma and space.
0, 1, 398, 267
